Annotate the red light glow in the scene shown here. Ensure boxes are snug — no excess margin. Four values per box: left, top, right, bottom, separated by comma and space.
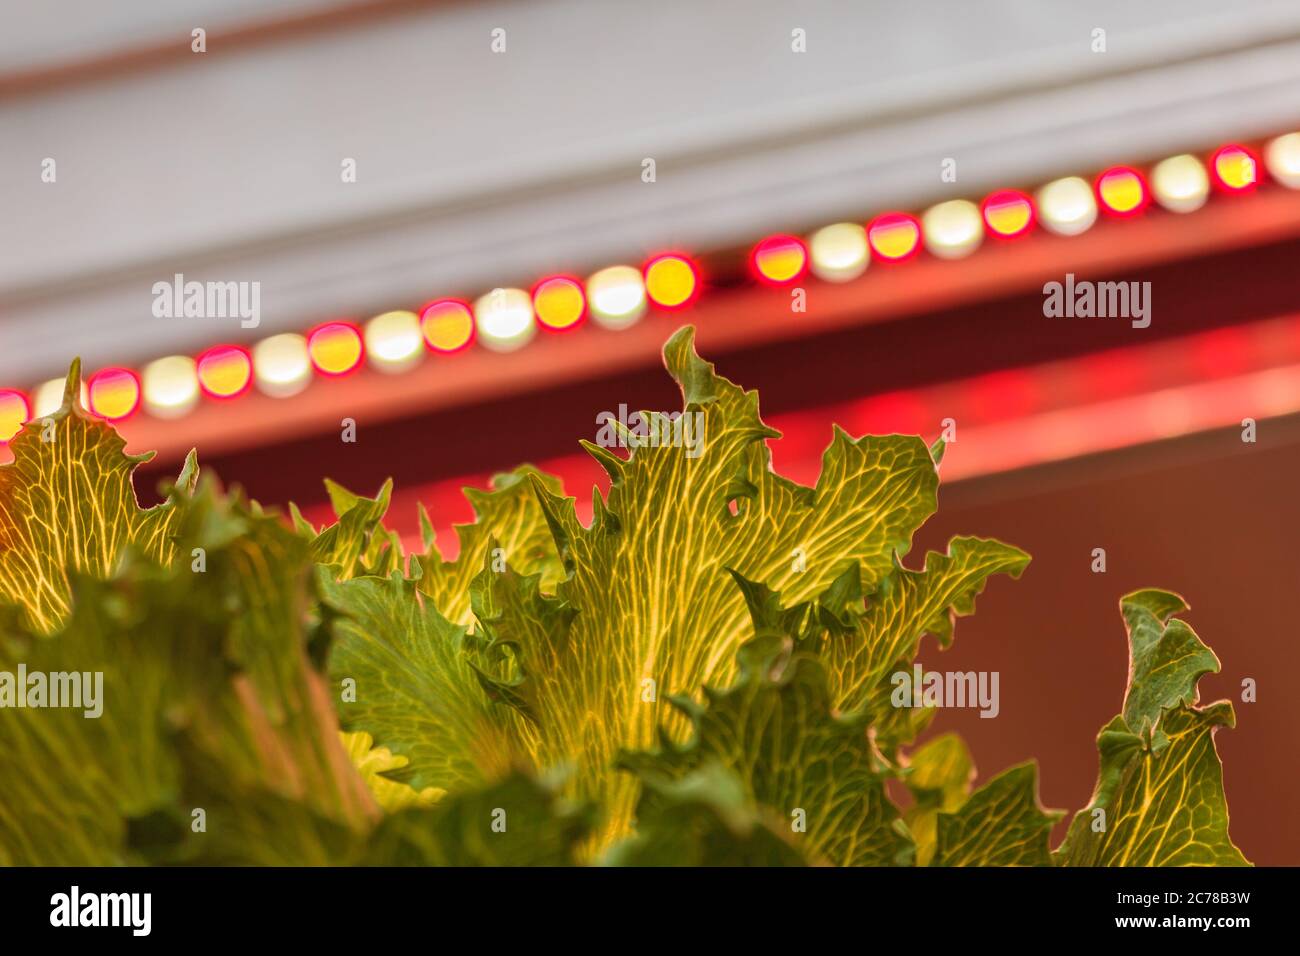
981, 189, 1035, 238
308, 322, 364, 376
86, 367, 141, 421
0, 389, 30, 443
531, 276, 587, 331
1096, 166, 1150, 217
197, 345, 254, 399
1211, 145, 1261, 193
867, 213, 922, 261
750, 235, 808, 285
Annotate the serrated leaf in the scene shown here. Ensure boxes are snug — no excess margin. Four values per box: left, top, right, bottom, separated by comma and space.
361, 770, 593, 866
0, 483, 375, 865
342, 730, 444, 811
0, 360, 197, 634
412, 466, 567, 627
305, 478, 401, 580
1055, 591, 1249, 866
622, 636, 913, 866
322, 570, 521, 794
822, 536, 1030, 716
467, 547, 578, 725
606, 763, 808, 866
512, 327, 942, 845
932, 763, 1061, 866
1119, 589, 1217, 737
903, 733, 975, 866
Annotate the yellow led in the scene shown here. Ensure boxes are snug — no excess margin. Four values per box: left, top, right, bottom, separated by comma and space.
644, 256, 700, 307
532, 277, 586, 330
421, 300, 475, 352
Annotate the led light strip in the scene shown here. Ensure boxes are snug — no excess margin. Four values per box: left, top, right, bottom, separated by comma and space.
3, 133, 1300, 443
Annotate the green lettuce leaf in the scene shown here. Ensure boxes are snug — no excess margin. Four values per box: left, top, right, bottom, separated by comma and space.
0, 481, 376, 865
505, 326, 943, 844
903, 732, 974, 866
1055, 590, 1248, 866
932, 763, 1061, 866
360, 770, 593, 866
606, 763, 808, 866
0, 360, 196, 634
412, 467, 567, 627
621, 633, 913, 866
322, 569, 522, 794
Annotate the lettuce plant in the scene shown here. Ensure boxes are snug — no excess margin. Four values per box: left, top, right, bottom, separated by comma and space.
0, 330, 1248, 866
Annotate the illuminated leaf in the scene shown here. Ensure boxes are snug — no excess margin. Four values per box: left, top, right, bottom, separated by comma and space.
606, 763, 808, 866
362, 770, 593, 866
411, 466, 566, 627
621, 635, 913, 866
0, 360, 196, 634
514, 326, 941, 844
0, 484, 375, 865
820, 537, 1029, 716
342, 731, 444, 811
298, 478, 401, 581
1055, 591, 1249, 866
932, 763, 1061, 866
322, 570, 521, 794
903, 733, 974, 866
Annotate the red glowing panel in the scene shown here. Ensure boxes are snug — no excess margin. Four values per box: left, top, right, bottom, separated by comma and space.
643, 254, 701, 309
86, 367, 141, 421
867, 213, 922, 261
420, 299, 475, 353
531, 276, 587, 331
1211, 145, 1260, 193
308, 322, 364, 376
197, 345, 253, 399
0, 388, 30, 443
1096, 166, 1150, 216
981, 189, 1034, 238
750, 235, 808, 285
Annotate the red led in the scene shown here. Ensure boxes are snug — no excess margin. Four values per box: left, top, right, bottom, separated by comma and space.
419, 299, 476, 353
1096, 166, 1150, 217
531, 275, 587, 332
0, 388, 31, 444
86, 367, 141, 422
643, 253, 702, 310
981, 189, 1035, 238
1211, 145, 1262, 194
307, 322, 365, 377
867, 212, 922, 261
750, 235, 809, 285
196, 345, 254, 400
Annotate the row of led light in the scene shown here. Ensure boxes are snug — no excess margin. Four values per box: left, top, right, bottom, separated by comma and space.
750, 138, 1300, 285
2, 135, 1299, 441
0, 254, 702, 433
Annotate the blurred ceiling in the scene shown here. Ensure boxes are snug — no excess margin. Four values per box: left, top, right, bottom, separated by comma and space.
4, 0, 1300, 382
